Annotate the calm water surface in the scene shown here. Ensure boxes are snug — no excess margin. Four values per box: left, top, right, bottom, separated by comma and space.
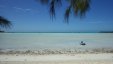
0, 33, 113, 50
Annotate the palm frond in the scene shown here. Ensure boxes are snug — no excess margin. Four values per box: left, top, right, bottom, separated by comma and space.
38, 0, 90, 23
50, 0, 55, 19
64, 6, 71, 23
0, 16, 12, 29
79, 0, 90, 16
71, 0, 90, 16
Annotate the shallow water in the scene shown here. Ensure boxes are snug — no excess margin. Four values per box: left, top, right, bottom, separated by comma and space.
0, 33, 113, 50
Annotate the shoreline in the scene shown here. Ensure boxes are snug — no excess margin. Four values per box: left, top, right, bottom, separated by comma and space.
0, 48, 113, 55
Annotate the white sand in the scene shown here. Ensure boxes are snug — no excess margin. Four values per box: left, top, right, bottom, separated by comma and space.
0, 53, 113, 64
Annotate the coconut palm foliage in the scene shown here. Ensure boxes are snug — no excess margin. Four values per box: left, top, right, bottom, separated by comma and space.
38, 0, 90, 23
0, 16, 11, 29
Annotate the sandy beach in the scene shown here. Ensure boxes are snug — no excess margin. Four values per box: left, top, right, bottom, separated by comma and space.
0, 53, 113, 64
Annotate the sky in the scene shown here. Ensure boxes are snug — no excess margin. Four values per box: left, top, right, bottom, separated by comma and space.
0, 0, 113, 32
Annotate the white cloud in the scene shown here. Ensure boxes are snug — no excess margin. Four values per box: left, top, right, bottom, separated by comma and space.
0, 5, 33, 12
0, 5, 39, 14
13, 7, 32, 12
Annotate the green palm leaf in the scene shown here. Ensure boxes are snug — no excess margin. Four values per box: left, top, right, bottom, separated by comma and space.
38, 0, 90, 23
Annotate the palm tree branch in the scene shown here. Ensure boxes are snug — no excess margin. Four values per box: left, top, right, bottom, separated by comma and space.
0, 16, 12, 28
71, 0, 90, 16
49, 0, 56, 19
64, 6, 71, 23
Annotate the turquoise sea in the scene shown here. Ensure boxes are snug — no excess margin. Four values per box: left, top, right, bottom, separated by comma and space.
0, 33, 113, 50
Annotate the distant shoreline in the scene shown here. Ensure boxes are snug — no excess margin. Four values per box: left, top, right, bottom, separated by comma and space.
1, 30, 113, 33
1, 32, 113, 33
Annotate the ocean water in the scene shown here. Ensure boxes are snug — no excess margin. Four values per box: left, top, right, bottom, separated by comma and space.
0, 33, 113, 50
